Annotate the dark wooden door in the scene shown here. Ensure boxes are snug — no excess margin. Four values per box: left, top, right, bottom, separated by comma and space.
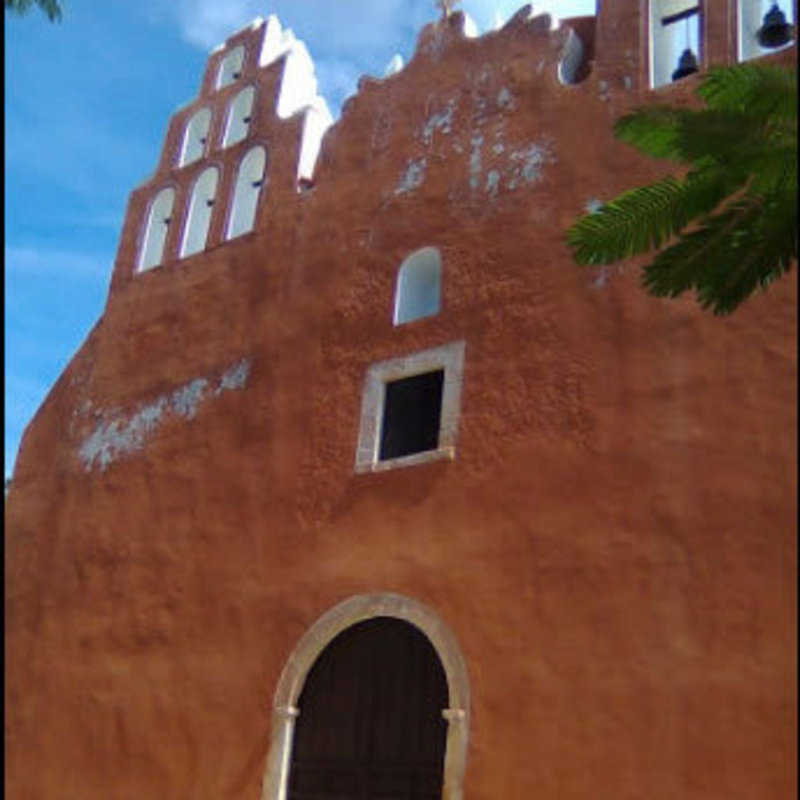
288, 617, 448, 800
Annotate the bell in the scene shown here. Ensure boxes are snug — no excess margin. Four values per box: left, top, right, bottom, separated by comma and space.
756, 3, 792, 49
671, 48, 699, 81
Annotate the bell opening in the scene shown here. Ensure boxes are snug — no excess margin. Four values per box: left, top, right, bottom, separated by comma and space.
671, 48, 699, 81
756, 3, 793, 49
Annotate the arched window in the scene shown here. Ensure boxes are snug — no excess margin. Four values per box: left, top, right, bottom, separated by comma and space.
393, 247, 442, 325
217, 45, 244, 89
179, 108, 211, 167
180, 167, 219, 258
222, 86, 255, 148
227, 146, 266, 239
138, 187, 175, 272
289, 617, 448, 799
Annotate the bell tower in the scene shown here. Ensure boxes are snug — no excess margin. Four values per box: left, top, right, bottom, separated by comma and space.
108, 16, 332, 297
594, 0, 796, 93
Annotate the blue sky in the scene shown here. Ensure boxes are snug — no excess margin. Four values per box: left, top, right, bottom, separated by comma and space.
4, 0, 595, 479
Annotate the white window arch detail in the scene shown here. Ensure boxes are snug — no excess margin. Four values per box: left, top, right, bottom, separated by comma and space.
222, 86, 255, 148
227, 146, 266, 239
217, 45, 244, 89
137, 187, 175, 272
179, 108, 211, 167
558, 28, 586, 85
260, 592, 470, 800
180, 167, 219, 258
738, 0, 795, 61
394, 246, 442, 325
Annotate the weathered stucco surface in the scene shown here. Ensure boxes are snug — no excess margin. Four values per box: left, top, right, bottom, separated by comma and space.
5, 4, 797, 799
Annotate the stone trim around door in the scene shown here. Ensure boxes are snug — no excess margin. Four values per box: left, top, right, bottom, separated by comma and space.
260, 592, 471, 800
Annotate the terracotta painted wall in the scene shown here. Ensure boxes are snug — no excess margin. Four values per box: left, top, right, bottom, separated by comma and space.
6, 4, 797, 798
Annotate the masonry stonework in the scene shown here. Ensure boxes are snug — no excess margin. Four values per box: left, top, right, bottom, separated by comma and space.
6, 2, 797, 798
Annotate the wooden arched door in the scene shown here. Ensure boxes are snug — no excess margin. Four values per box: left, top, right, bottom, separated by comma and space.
288, 616, 449, 799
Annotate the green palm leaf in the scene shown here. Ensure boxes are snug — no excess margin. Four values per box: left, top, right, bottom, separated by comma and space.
568, 166, 744, 264
566, 63, 797, 315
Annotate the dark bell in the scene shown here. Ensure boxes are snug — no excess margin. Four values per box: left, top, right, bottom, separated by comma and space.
756, 3, 792, 49
671, 48, 699, 81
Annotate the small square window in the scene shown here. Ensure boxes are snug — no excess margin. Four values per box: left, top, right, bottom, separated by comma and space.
379, 370, 444, 461
355, 341, 465, 473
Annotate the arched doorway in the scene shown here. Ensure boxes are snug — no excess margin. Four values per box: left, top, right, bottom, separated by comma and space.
261, 593, 469, 800
288, 617, 448, 799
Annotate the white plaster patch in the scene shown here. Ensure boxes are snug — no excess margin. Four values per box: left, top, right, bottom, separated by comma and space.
78, 358, 251, 472
506, 142, 555, 189
216, 358, 250, 393
469, 133, 484, 190
485, 169, 501, 199
497, 87, 514, 109
592, 268, 609, 289
394, 158, 427, 195
421, 100, 456, 147
585, 197, 604, 214
171, 378, 209, 419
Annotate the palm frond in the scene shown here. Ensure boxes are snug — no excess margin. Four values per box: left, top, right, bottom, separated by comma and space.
699, 64, 797, 122
5, 0, 61, 20
567, 167, 745, 265
642, 191, 797, 314
675, 109, 768, 164
614, 108, 691, 161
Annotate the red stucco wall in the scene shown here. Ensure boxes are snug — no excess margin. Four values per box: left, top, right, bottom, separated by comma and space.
6, 4, 797, 798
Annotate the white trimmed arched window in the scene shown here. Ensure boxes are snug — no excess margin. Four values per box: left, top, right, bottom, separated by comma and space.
393, 247, 442, 325
179, 108, 211, 167
138, 187, 175, 272
227, 146, 266, 240
180, 167, 219, 258
222, 86, 255, 148
217, 45, 244, 89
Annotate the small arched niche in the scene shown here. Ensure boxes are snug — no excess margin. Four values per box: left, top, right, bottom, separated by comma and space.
179, 107, 211, 167
394, 247, 442, 325
227, 146, 266, 240
217, 44, 245, 89
222, 86, 255, 148
180, 166, 219, 258
137, 187, 175, 272
261, 593, 470, 800
558, 28, 586, 85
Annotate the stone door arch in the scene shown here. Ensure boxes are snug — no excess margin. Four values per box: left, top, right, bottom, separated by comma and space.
260, 593, 470, 800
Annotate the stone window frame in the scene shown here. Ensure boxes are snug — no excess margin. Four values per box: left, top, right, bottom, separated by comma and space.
260, 592, 470, 800
354, 340, 466, 473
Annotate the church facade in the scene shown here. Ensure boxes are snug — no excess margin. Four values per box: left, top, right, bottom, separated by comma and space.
6, 2, 797, 798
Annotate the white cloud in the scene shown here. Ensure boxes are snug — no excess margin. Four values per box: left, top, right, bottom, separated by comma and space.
175, 0, 265, 49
